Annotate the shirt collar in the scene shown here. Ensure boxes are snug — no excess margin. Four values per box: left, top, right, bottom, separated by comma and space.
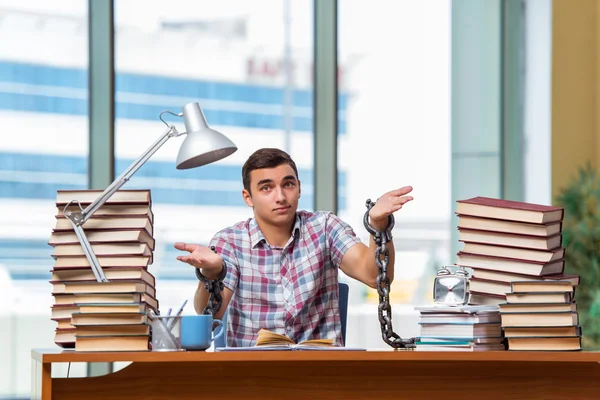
249, 213, 302, 249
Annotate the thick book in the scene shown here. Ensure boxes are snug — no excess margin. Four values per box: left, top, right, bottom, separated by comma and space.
419, 323, 502, 338
74, 334, 150, 352
56, 189, 151, 205
460, 242, 565, 263
51, 243, 153, 260
57, 204, 154, 223
53, 256, 152, 268
52, 281, 156, 298
456, 197, 564, 224
456, 253, 565, 276
74, 323, 150, 337
469, 293, 505, 306
498, 302, 577, 314
49, 230, 155, 250
507, 336, 581, 351
457, 215, 562, 237
53, 216, 154, 236
470, 268, 579, 286
500, 312, 578, 327
458, 228, 562, 251
505, 292, 574, 304
502, 325, 581, 338
54, 328, 76, 348
469, 278, 511, 297
53, 292, 159, 311
71, 312, 149, 326
50, 267, 155, 287
511, 280, 574, 293
50, 302, 155, 319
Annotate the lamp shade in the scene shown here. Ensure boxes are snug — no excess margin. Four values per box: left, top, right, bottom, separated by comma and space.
176, 102, 237, 169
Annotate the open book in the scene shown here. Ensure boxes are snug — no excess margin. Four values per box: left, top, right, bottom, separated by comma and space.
216, 329, 365, 351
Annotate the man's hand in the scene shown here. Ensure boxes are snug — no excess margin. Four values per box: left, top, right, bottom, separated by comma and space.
369, 186, 414, 231
174, 242, 223, 279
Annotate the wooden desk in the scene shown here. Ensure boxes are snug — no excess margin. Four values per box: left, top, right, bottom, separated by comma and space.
32, 348, 600, 399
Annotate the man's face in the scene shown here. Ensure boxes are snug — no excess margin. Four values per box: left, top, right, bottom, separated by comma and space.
242, 164, 301, 226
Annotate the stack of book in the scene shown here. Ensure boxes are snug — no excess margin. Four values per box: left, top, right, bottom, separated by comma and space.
415, 305, 505, 351
454, 196, 579, 305
499, 280, 582, 351
49, 189, 158, 351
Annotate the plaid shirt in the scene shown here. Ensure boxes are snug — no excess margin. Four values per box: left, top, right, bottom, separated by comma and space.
209, 210, 362, 347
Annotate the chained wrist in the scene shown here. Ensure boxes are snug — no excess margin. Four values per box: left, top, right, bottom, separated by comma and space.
195, 246, 227, 283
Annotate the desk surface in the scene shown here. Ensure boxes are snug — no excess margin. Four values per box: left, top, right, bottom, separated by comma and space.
32, 348, 600, 363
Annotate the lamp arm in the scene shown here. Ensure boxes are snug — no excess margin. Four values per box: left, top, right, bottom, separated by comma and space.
63, 125, 182, 283
78, 125, 180, 223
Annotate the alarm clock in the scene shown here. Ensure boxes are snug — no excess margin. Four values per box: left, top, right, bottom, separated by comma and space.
433, 266, 471, 306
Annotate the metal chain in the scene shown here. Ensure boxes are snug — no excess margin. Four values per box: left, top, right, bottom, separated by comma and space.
364, 199, 417, 350
195, 246, 226, 316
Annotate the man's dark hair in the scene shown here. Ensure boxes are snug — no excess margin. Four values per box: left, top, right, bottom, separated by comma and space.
242, 148, 299, 193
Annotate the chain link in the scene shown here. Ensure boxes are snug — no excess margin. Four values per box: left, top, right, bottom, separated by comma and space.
195, 246, 226, 316
364, 199, 416, 350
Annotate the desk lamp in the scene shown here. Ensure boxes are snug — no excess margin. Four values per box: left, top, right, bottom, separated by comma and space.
63, 102, 237, 282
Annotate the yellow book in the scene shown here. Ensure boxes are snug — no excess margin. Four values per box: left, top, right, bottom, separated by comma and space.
255, 329, 334, 347
216, 329, 366, 351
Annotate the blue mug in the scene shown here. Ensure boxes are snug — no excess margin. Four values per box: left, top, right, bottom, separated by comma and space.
180, 315, 224, 350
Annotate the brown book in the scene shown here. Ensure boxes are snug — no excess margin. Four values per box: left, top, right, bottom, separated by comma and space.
503, 325, 581, 338
75, 323, 150, 337
507, 336, 581, 351
54, 318, 75, 329
49, 230, 155, 250
469, 278, 511, 297
52, 281, 156, 298
461, 243, 565, 264
499, 302, 577, 313
457, 215, 562, 237
51, 303, 154, 320
51, 243, 153, 260
53, 217, 154, 236
500, 312, 578, 327
74, 335, 150, 352
458, 228, 562, 250
54, 256, 151, 268
53, 292, 159, 311
54, 328, 76, 348
57, 204, 154, 223
71, 312, 149, 326
51, 305, 80, 319
506, 292, 574, 304
469, 292, 505, 305
456, 197, 564, 224
56, 189, 151, 205
50, 267, 155, 287
471, 268, 579, 286
456, 253, 564, 276
511, 280, 574, 293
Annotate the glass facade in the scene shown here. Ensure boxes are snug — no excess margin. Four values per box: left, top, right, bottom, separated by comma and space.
0, 0, 547, 397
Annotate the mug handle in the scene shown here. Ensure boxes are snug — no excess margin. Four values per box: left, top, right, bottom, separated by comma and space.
212, 319, 224, 342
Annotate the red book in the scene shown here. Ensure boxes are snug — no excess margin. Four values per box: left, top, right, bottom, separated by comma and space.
456, 197, 564, 224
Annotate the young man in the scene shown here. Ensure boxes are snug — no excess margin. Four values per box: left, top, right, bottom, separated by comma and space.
175, 148, 413, 347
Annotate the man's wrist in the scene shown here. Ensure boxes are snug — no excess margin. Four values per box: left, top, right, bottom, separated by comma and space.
195, 263, 226, 282
369, 216, 389, 232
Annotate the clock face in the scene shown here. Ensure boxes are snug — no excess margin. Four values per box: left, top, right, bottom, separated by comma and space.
434, 276, 468, 305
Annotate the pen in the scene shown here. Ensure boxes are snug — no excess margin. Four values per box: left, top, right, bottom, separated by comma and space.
166, 300, 188, 331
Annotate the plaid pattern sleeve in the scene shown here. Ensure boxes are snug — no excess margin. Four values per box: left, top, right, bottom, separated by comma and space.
209, 232, 239, 292
326, 212, 363, 268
